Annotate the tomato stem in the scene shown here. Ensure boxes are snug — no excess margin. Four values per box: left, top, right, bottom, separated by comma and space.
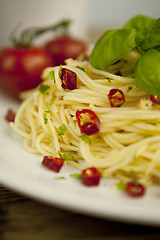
11, 19, 71, 48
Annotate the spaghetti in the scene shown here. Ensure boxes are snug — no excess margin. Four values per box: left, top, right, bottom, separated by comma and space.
10, 50, 160, 185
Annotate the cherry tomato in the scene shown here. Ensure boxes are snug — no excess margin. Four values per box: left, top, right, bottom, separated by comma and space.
0, 46, 54, 99
45, 36, 87, 65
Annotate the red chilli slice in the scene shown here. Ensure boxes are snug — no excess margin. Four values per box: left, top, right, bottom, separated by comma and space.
115, 70, 122, 76
76, 109, 100, 135
42, 156, 64, 173
5, 109, 16, 122
108, 89, 125, 107
60, 68, 77, 90
82, 167, 101, 186
126, 181, 145, 197
150, 95, 160, 104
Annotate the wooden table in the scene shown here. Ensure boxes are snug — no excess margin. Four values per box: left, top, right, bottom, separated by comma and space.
0, 186, 160, 240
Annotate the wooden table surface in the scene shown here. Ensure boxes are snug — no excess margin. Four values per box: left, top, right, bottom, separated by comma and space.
0, 186, 160, 240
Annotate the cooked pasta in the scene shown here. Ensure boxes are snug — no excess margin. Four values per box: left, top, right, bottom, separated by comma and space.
10, 50, 160, 185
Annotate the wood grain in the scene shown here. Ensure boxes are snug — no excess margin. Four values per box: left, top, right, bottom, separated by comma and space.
0, 186, 160, 240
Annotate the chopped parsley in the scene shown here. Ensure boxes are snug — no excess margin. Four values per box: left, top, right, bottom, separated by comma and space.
80, 134, 92, 144
54, 176, 66, 180
39, 84, 50, 94
49, 98, 55, 106
107, 79, 111, 84
127, 86, 133, 92
116, 181, 126, 191
62, 152, 75, 161
43, 111, 50, 124
70, 173, 82, 179
58, 124, 67, 135
43, 112, 48, 124
46, 70, 55, 81
129, 169, 134, 174
144, 135, 152, 139
58, 151, 79, 163
58, 65, 62, 78
76, 66, 85, 71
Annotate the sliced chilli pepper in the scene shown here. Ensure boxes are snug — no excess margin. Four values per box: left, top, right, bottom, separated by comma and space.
42, 156, 64, 173
108, 88, 125, 107
82, 167, 101, 186
126, 181, 145, 197
150, 95, 160, 104
60, 68, 77, 90
5, 109, 16, 122
76, 109, 100, 135
115, 70, 122, 76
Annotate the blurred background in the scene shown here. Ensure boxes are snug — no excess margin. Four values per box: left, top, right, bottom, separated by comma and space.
0, 0, 160, 46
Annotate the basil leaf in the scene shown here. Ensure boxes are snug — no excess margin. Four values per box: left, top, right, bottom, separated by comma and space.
123, 15, 155, 46
140, 18, 160, 51
135, 49, 160, 96
90, 29, 137, 70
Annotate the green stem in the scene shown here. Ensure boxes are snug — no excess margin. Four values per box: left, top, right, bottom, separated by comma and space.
136, 47, 144, 56
11, 19, 71, 48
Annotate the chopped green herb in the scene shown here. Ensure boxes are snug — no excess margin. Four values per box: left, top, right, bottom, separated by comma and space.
76, 66, 85, 71
116, 181, 126, 191
133, 178, 138, 186
58, 65, 62, 78
49, 98, 55, 105
107, 79, 111, 84
58, 150, 63, 159
80, 134, 92, 144
39, 84, 50, 94
54, 176, 66, 180
46, 70, 55, 80
62, 152, 75, 161
58, 151, 79, 163
144, 135, 152, 139
127, 86, 133, 92
45, 110, 51, 113
70, 173, 82, 179
58, 124, 67, 135
43, 112, 48, 124
58, 151, 78, 163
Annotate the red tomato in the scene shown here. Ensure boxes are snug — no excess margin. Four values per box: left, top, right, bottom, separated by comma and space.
45, 36, 87, 65
0, 46, 54, 99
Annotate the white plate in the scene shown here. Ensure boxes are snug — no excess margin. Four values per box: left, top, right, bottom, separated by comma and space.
1, 91, 160, 227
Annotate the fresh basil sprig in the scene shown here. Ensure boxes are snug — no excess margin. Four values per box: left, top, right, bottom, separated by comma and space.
89, 14, 160, 96
123, 15, 155, 48
140, 18, 160, 51
90, 29, 137, 70
135, 49, 160, 96
123, 15, 160, 51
